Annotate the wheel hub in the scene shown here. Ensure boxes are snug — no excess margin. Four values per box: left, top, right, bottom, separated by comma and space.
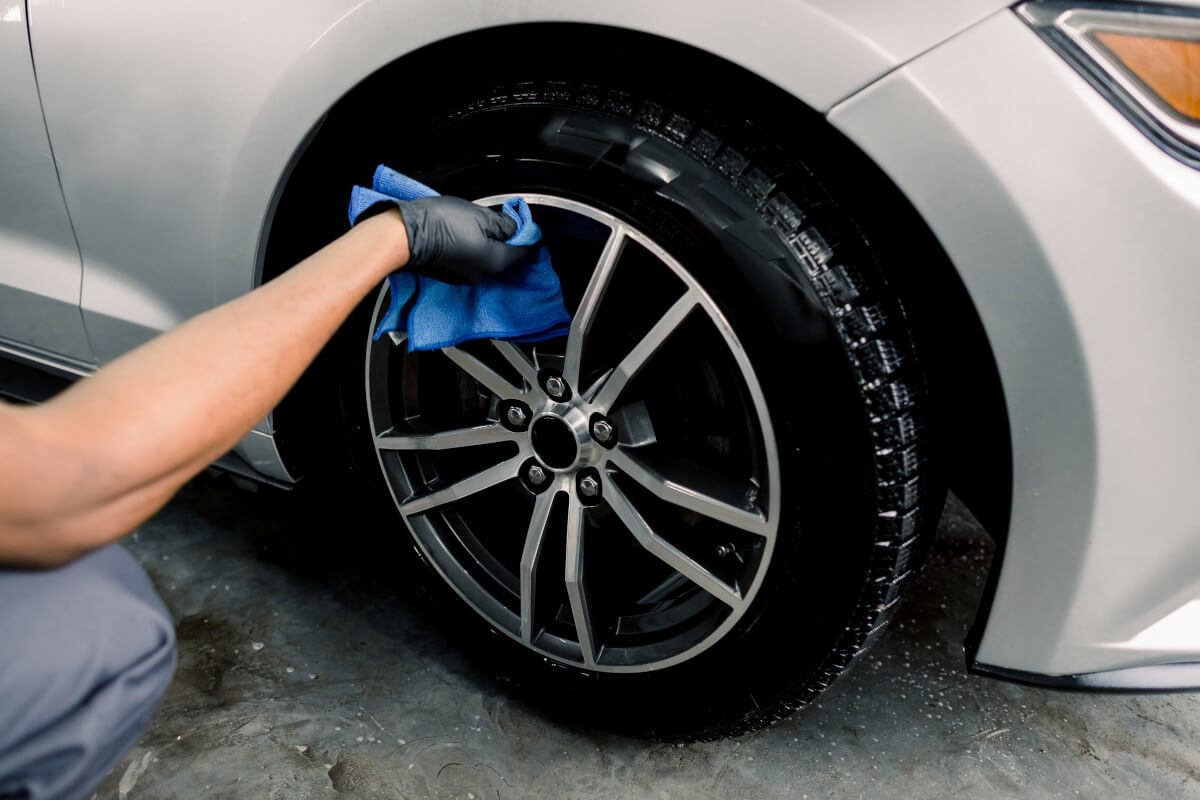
530, 410, 584, 470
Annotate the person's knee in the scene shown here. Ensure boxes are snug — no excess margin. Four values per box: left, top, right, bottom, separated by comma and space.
5, 545, 176, 710
108, 591, 177, 718
0, 546, 177, 800
135, 605, 177, 716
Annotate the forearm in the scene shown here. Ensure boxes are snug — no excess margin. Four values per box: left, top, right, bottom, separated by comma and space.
1, 211, 408, 565
0, 454, 204, 567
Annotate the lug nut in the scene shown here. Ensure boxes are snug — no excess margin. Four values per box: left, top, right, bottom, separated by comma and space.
544, 375, 568, 400
716, 543, 735, 558
591, 419, 614, 444
578, 475, 600, 498
526, 465, 547, 486
506, 406, 528, 428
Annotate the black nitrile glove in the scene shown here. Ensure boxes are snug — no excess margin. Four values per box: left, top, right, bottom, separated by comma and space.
376, 196, 531, 284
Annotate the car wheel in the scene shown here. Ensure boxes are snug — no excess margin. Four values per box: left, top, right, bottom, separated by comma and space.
351, 80, 941, 739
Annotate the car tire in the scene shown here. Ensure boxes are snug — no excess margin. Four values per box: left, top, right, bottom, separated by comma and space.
338, 79, 943, 740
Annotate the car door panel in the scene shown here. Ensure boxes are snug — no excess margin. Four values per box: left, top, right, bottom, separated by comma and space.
0, 3, 93, 365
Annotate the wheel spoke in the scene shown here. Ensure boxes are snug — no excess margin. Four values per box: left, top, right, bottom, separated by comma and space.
520, 488, 559, 643
607, 447, 769, 536
563, 225, 628, 389
399, 455, 523, 516
375, 423, 513, 451
441, 346, 525, 401
491, 340, 542, 394
590, 292, 697, 410
604, 480, 742, 608
564, 494, 597, 665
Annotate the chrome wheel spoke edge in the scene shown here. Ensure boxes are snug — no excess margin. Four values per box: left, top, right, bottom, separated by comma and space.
564, 495, 598, 665
491, 340, 542, 395
375, 423, 514, 452
564, 224, 627, 389
520, 488, 558, 643
606, 447, 769, 537
442, 345, 525, 401
399, 454, 524, 516
605, 480, 742, 608
590, 292, 697, 409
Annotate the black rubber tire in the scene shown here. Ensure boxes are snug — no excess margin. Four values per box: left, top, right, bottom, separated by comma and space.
327, 76, 943, 740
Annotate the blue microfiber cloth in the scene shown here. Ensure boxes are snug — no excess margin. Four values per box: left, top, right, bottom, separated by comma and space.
348, 165, 571, 351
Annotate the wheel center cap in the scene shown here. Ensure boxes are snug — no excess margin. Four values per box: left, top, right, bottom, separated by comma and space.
530, 415, 578, 469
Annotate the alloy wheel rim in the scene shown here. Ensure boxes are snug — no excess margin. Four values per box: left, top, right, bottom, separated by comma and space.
365, 194, 781, 673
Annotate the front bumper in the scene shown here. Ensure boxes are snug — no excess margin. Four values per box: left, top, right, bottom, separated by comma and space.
828, 9, 1200, 683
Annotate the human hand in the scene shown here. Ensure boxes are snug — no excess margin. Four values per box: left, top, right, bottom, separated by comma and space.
394, 196, 531, 284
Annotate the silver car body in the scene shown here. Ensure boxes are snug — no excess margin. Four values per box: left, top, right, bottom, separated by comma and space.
3, 0, 1198, 686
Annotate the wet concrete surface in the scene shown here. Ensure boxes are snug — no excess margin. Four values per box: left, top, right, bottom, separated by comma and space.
94, 473, 1200, 799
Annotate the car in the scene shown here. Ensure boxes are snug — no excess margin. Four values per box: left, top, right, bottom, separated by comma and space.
3, 0, 1199, 739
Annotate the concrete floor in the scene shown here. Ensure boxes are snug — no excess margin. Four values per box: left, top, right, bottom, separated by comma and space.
94, 473, 1200, 799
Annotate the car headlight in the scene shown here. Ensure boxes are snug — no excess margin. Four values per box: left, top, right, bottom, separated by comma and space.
1018, 2, 1200, 166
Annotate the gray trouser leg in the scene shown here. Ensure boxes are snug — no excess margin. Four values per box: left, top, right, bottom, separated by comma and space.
0, 545, 176, 800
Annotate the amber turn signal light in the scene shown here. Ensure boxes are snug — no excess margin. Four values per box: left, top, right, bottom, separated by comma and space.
1094, 31, 1200, 122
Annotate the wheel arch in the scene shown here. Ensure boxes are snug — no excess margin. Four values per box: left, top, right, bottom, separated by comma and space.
262, 22, 1014, 563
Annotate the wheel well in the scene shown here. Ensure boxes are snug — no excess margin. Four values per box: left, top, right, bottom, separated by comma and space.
262, 22, 1012, 541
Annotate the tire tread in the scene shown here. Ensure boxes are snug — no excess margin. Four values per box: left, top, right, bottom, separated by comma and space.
615, 81, 938, 738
